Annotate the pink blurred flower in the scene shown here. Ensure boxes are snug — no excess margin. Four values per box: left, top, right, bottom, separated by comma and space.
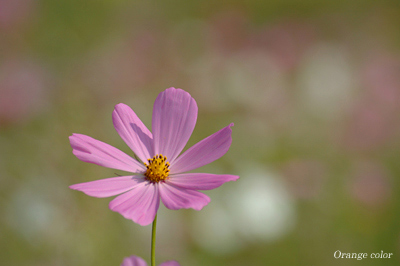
282, 159, 326, 199
0, 0, 36, 31
361, 53, 400, 112
0, 58, 48, 125
256, 20, 316, 71
349, 160, 391, 208
70, 87, 239, 226
208, 10, 249, 55
121, 255, 180, 266
83, 30, 162, 96
342, 53, 400, 151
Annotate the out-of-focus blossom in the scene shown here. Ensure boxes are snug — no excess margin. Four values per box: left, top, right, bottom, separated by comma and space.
219, 50, 288, 114
121, 255, 180, 266
6, 184, 56, 242
349, 160, 392, 208
192, 203, 243, 254
256, 20, 316, 71
189, 48, 290, 115
282, 159, 326, 199
361, 54, 400, 113
342, 54, 400, 151
0, 58, 49, 125
5, 176, 69, 245
297, 44, 356, 119
70, 88, 239, 226
83, 29, 162, 97
193, 164, 295, 254
230, 165, 295, 241
343, 105, 394, 151
208, 10, 249, 55
0, 0, 37, 31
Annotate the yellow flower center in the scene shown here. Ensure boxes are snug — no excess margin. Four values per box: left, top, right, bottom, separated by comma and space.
144, 154, 170, 183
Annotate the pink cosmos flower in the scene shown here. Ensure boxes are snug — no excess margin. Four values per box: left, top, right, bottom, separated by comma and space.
70, 87, 239, 226
121, 255, 179, 266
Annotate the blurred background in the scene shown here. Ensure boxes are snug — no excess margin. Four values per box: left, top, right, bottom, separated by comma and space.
1, 0, 400, 265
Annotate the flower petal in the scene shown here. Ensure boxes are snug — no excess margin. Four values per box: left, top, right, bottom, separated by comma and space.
109, 182, 160, 226
113, 103, 153, 162
160, 261, 181, 266
70, 134, 145, 173
171, 123, 234, 173
167, 173, 239, 190
152, 87, 198, 162
69, 176, 145, 198
159, 183, 210, 210
121, 256, 147, 266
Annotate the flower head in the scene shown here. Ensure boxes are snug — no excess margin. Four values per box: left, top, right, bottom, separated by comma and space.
121, 255, 180, 266
70, 87, 239, 225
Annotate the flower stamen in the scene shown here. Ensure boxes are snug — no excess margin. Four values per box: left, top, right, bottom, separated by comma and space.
144, 154, 170, 183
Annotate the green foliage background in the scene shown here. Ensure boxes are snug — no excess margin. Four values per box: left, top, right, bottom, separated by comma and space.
1, 1, 400, 265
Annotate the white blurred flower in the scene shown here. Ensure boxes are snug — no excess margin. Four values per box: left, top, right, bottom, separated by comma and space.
192, 163, 295, 254
297, 43, 356, 119
229, 164, 296, 241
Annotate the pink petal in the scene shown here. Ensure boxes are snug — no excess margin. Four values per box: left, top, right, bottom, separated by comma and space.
167, 173, 239, 190
109, 182, 160, 226
121, 256, 147, 266
152, 87, 198, 162
160, 261, 181, 266
113, 103, 153, 162
70, 134, 145, 173
159, 183, 210, 210
69, 176, 145, 198
171, 123, 234, 173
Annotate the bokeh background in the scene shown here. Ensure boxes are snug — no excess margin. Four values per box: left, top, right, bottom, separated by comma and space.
2, 1, 400, 265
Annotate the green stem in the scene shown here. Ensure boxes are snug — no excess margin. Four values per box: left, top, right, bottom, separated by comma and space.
151, 213, 158, 266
